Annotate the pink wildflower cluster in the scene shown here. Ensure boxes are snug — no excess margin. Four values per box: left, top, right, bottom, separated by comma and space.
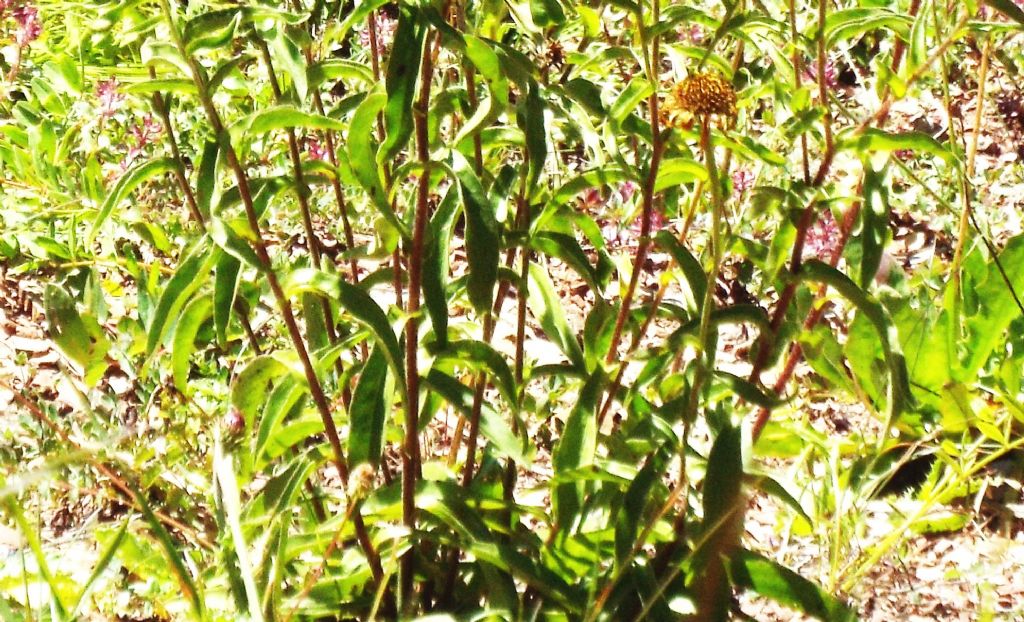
803, 58, 837, 89
731, 168, 755, 200
1, 0, 42, 46
122, 115, 162, 170
803, 209, 840, 260
95, 78, 125, 118
305, 137, 330, 161
356, 15, 397, 54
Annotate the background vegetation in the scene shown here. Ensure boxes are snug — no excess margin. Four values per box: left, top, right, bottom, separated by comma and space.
1, 0, 1024, 619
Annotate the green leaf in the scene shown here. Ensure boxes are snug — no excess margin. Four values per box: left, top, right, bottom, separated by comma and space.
307, 59, 374, 90
423, 187, 460, 348
269, 28, 308, 101
730, 550, 858, 621
282, 267, 342, 300
528, 262, 586, 371
614, 449, 668, 568
689, 424, 744, 622
88, 157, 176, 245
655, 230, 707, 314
236, 105, 345, 140
860, 162, 890, 287
122, 79, 197, 96
380, 6, 425, 161
213, 253, 241, 346
130, 487, 205, 620
147, 242, 219, 355
455, 36, 510, 147
423, 370, 527, 462
208, 216, 264, 270
43, 285, 110, 386
800, 261, 912, 432
454, 152, 500, 314
213, 445, 264, 622
72, 520, 128, 617
232, 356, 288, 438
825, 8, 911, 46
349, 345, 389, 467
195, 140, 219, 221
609, 78, 653, 124
171, 296, 212, 394
435, 340, 518, 409
531, 231, 609, 293
530, 0, 566, 27
552, 370, 604, 532
348, 89, 408, 237
338, 280, 405, 390
962, 235, 1024, 378
411, 481, 580, 611
838, 128, 955, 164
548, 166, 630, 209
522, 80, 547, 197
654, 158, 708, 191
183, 8, 240, 54
254, 377, 306, 466
985, 0, 1024, 27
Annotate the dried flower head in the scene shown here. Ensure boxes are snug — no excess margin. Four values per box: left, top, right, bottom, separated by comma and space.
670, 72, 737, 118
347, 463, 376, 501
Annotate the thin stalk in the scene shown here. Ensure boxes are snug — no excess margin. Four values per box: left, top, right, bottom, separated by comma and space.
748, 0, 835, 383
685, 117, 725, 424
950, 36, 991, 294
156, 0, 383, 586
255, 37, 348, 385
602, 0, 665, 372
790, 0, 811, 184
401, 28, 437, 612
148, 69, 262, 355
148, 67, 205, 228
596, 34, 747, 426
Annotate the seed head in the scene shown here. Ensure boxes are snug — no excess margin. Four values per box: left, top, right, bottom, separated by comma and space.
347, 463, 376, 501
670, 72, 737, 118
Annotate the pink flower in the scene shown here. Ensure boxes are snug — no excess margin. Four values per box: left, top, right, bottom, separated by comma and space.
618, 181, 637, 204
804, 59, 837, 89
121, 115, 163, 170
629, 208, 666, 238
13, 4, 41, 46
731, 168, 755, 199
357, 15, 397, 53
582, 187, 604, 210
894, 149, 914, 161
803, 209, 840, 260
686, 24, 704, 44
95, 78, 125, 118
305, 137, 329, 161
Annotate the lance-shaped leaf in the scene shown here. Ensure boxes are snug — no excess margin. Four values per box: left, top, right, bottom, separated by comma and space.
147, 240, 219, 355
800, 261, 912, 433
729, 550, 858, 622
453, 152, 500, 314
349, 345, 389, 467
380, 6, 426, 161
860, 160, 890, 288
171, 296, 212, 393
423, 187, 460, 348
44, 285, 110, 386
552, 370, 604, 533
88, 157, 176, 245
